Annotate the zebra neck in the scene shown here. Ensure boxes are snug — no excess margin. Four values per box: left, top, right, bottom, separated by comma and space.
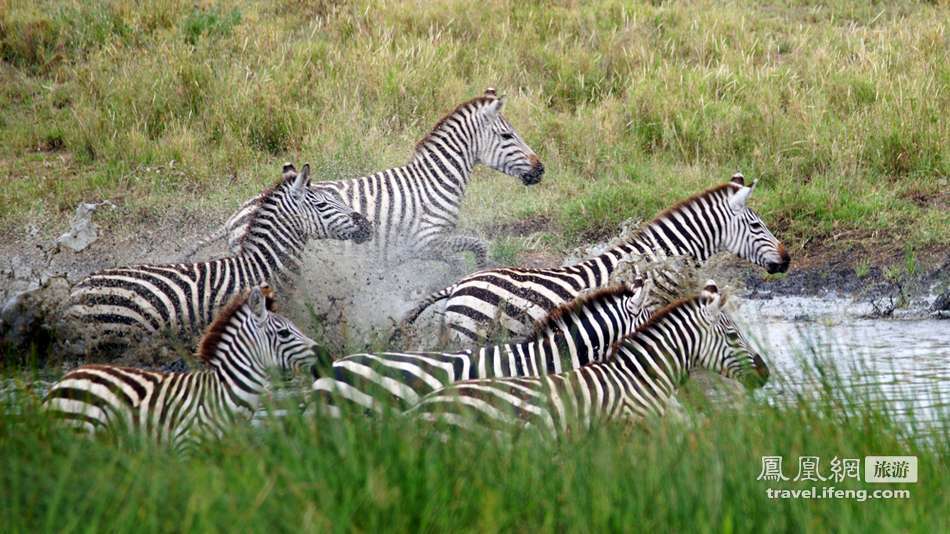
410, 139, 477, 191
234, 234, 305, 287
205, 354, 269, 416
615, 316, 699, 391
536, 321, 610, 370
588, 213, 718, 277
487, 323, 605, 377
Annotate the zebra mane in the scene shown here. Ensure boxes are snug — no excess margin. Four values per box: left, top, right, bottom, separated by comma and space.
650, 181, 741, 226
412, 95, 497, 158
196, 287, 278, 363
235, 174, 306, 252
528, 284, 636, 338
607, 291, 729, 357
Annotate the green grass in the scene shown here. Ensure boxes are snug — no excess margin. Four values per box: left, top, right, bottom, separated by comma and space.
2, 356, 947, 533
0, 0, 947, 256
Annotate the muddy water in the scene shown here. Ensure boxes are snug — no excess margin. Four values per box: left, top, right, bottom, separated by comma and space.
733, 296, 949, 426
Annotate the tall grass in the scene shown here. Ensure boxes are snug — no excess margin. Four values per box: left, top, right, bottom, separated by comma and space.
0, 0, 946, 253
1, 354, 947, 533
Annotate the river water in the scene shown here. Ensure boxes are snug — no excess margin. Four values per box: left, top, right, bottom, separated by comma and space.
733, 296, 949, 428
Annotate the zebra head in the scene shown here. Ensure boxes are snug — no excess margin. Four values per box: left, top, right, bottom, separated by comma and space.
243, 285, 321, 376
721, 173, 790, 274
284, 163, 373, 244
694, 281, 770, 388
477, 88, 545, 185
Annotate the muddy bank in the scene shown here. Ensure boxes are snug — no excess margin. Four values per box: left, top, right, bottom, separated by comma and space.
737, 253, 950, 320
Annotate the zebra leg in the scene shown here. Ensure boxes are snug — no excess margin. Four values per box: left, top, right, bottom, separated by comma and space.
423, 235, 490, 268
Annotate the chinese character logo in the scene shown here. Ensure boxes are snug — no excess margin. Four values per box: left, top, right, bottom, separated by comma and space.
793, 456, 826, 482
865, 456, 918, 483
757, 456, 789, 481
828, 457, 861, 483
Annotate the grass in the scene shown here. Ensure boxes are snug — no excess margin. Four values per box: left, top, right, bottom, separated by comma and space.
1, 355, 947, 533
0, 0, 947, 260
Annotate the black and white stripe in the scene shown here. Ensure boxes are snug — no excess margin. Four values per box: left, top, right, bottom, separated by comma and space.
62, 164, 371, 355
311, 278, 652, 416
409, 281, 770, 439
187, 89, 544, 267
401, 173, 790, 344
45, 287, 318, 452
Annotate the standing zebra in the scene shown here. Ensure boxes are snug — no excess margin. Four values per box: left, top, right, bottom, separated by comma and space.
62, 164, 371, 357
409, 281, 770, 440
45, 286, 319, 452
184, 88, 544, 267
400, 173, 790, 344
311, 277, 652, 416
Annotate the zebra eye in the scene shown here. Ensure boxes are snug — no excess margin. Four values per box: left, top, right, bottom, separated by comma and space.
277, 328, 292, 338
749, 221, 763, 230
500, 132, 515, 140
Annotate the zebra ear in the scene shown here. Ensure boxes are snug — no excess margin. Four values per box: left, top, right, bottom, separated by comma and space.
291, 164, 310, 196
728, 181, 755, 210
701, 279, 719, 297
730, 172, 745, 186
483, 98, 504, 122
484, 87, 497, 98
701, 280, 723, 318
631, 276, 653, 307
248, 287, 269, 323
282, 163, 297, 179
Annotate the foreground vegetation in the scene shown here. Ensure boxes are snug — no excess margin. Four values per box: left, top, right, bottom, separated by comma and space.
1, 0, 947, 260
1, 357, 946, 533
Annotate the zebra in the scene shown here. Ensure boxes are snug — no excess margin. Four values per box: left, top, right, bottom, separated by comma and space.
44, 286, 319, 451
399, 173, 790, 344
61, 163, 371, 357
183, 88, 544, 267
311, 277, 653, 417
408, 281, 770, 440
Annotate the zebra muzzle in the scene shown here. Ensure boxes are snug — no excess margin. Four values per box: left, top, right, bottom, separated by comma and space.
521, 161, 545, 185
351, 213, 374, 244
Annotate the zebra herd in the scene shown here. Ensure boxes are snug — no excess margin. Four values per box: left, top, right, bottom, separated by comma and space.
43, 88, 790, 450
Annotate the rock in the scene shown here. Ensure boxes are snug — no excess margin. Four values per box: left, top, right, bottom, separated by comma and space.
56, 202, 110, 253
0, 289, 48, 361
932, 290, 950, 319
932, 291, 950, 312
0, 277, 70, 365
